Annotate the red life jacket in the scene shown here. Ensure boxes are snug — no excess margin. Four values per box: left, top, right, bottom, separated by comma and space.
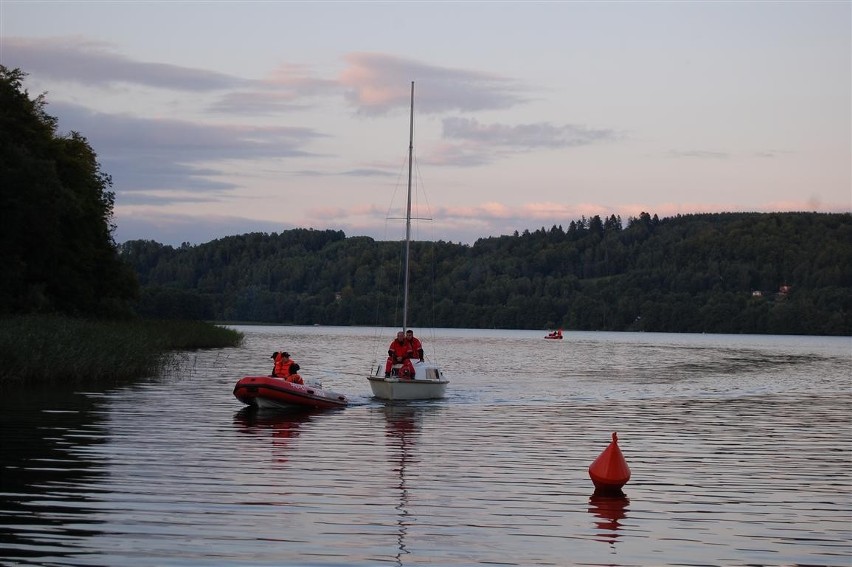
285, 373, 303, 385
273, 354, 296, 378
406, 336, 423, 359
388, 339, 412, 360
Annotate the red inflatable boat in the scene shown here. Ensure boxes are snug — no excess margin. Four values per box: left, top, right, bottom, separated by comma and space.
233, 376, 348, 410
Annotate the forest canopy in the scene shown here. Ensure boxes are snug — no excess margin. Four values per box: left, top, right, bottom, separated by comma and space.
122, 212, 852, 336
0, 66, 138, 317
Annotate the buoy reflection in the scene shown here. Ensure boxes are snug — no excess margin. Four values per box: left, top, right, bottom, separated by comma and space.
588, 493, 630, 545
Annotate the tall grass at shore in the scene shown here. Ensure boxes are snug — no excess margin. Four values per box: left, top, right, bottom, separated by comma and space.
0, 315, 243, 387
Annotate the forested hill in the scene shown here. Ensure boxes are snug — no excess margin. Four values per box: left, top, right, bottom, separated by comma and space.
120, 212, 852, 336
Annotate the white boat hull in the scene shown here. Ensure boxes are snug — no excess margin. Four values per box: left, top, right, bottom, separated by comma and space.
368, 360, 448, 400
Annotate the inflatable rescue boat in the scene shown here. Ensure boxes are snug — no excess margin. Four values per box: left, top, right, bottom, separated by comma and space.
233, 376, 348, 410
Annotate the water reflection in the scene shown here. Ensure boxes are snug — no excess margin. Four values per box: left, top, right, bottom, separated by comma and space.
2, 329, 849, 566
588, 494, 630, 546
0, 388, 109, 566
233, 406, 316, 462
381, 404, 425, 566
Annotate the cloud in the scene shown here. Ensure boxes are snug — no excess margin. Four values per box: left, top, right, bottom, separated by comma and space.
6, 36, 603, 175
209, 90, 315, 115
419, 142, 496, 167
117, 189, 233, 206
50, 102, 321, 159
210, 63, 340, 114
418, 118, 618, 167
46, 101, 326, 200
340, 52, 530, 115
3, 36, 245, 91
443, 117, 618, 149
4, 36, 344, 116
5, 35, 654, 245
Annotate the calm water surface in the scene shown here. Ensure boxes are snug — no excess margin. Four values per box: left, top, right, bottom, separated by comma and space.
1, 327, 850, 566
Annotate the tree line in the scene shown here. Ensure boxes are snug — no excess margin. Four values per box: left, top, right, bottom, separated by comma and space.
121, 212, 851, 336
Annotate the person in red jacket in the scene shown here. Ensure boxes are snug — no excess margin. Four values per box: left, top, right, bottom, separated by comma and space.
271, 351, 301, 383
285, 370, 304, 385
384, 331, 415, 378
405, 329, 424, 361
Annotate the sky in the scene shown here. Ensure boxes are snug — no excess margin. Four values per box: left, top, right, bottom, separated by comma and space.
2, 1, 850, 247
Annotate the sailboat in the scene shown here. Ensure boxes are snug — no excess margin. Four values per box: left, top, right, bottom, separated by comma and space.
367, 82, 449, 401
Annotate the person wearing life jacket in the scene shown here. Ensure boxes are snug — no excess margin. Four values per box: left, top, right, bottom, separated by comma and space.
272, 351, 301, 382
271, 351, 304, 384
385, 331, 415, 378
270, 352, 279, 376
284, 369, 304, 385
405, 329, 424, 361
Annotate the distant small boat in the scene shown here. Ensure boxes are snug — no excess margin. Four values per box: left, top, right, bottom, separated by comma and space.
234, 376, 348, 410
544, 329, 564, 340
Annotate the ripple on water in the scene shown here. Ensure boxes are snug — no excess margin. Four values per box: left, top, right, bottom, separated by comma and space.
0, 328, 849, 566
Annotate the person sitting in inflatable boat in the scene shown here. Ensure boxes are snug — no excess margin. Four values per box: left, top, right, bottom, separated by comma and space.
270, 351, 304, 384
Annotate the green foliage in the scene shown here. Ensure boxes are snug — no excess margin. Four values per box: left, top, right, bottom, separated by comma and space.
123, 212, 851, 336
0, 66, 139, 318
0, 315, 243, 386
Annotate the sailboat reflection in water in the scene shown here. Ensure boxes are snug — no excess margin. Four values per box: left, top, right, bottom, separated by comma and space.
382, 404, 426, 563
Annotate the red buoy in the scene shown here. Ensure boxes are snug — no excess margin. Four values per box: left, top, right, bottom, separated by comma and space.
588, 432, 631, 495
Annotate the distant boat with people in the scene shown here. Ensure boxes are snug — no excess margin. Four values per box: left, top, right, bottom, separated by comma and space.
545, 329, 564, 340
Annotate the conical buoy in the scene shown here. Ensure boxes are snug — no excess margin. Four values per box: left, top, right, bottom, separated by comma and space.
588, 432, 631, 495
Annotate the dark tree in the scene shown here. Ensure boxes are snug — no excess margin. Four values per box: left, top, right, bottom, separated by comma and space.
0, 66, 138, 317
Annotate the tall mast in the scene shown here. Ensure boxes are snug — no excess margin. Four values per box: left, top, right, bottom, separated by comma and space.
402, 81, 414, 331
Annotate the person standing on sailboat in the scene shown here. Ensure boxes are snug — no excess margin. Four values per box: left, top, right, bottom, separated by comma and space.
405, 329, 424, 362
385, 331, 415, 378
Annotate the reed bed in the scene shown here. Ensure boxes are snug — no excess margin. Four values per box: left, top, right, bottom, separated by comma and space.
0, 315, 243, 387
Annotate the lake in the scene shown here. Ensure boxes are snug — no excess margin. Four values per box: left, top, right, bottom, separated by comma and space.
1, 326, 850, 566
